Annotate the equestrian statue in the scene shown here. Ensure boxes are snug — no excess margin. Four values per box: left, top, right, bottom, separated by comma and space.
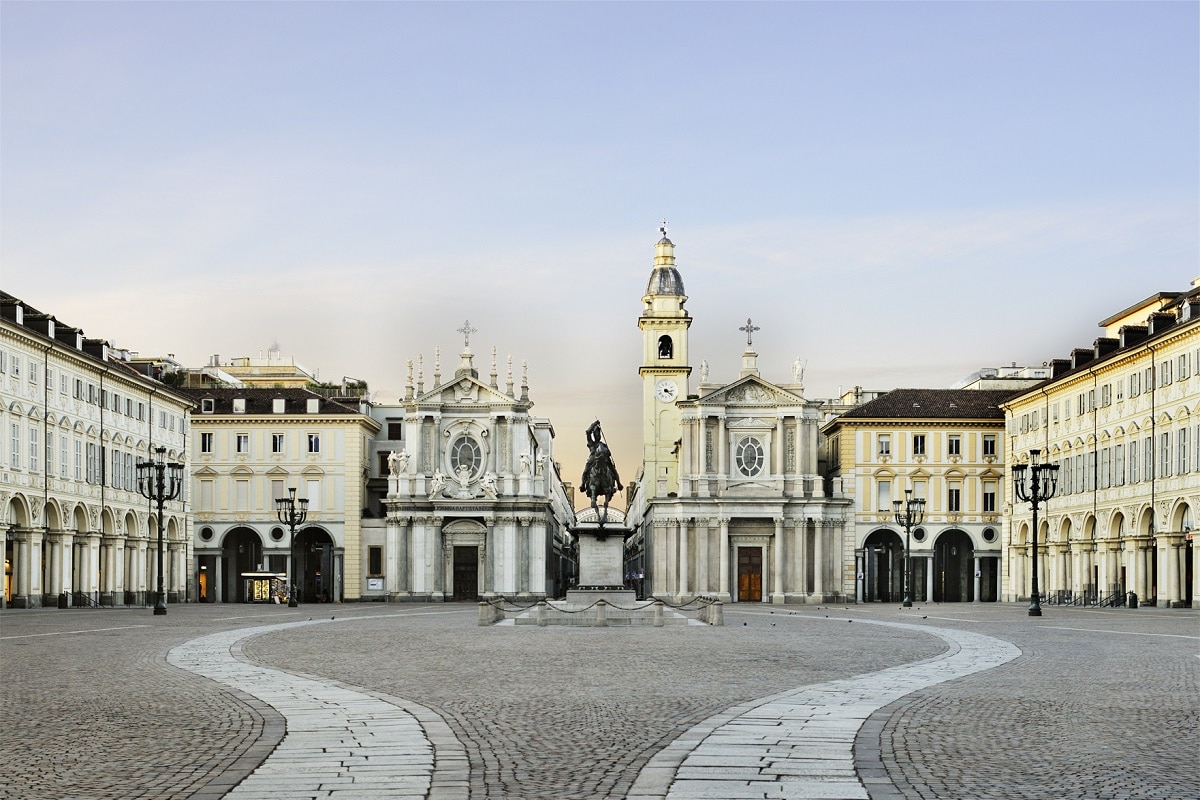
581, 420, 623, 527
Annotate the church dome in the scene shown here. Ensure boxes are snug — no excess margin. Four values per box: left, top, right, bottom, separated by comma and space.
645, 235, 685, 297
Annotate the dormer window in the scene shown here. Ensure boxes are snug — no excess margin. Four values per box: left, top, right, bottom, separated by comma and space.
307, 398, 320, 413
658, 335, 673, 359
233, 398, 246, 414
201, 398, 215, 414
273, 398, 286, 414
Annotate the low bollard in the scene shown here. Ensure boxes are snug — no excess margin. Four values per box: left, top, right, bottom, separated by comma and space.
595, 598, 608, 627
478, 601, 496, 626
709, 600, 724, 626
537, 600, 548, 627
653, 600, 664, 627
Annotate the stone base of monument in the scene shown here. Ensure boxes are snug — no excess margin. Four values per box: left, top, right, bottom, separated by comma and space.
478, 522, 723, 627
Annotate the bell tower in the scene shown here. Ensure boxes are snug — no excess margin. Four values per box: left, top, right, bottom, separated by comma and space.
638, 227, 691, 499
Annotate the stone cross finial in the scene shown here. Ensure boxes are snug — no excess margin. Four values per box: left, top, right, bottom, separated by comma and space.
739, 318, 760, 347
457, 320, 477, 349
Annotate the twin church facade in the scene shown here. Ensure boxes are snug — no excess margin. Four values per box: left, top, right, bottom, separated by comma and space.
4, 237, 1197, 608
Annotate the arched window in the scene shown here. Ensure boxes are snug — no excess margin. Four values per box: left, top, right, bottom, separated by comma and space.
658, 335, 673, 359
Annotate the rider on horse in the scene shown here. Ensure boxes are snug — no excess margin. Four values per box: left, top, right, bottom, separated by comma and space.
581, 421, 622, 525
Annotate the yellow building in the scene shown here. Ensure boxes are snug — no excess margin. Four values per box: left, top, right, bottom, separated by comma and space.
822, 389, 1016, 603
1001, 281, 1200, 608
185, 388, 379, 603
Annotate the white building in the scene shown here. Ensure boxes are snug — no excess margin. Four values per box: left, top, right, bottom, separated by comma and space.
363, 342, 575, 601
1, 292, 192, 608
625, 233, 852, 604
1002, 280, 1200, 608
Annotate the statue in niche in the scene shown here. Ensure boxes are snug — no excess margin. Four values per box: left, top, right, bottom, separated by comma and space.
580, 420, 623, 528
480, 472, 499, 499
519, 452, 532, 475
388, 449, 409, 476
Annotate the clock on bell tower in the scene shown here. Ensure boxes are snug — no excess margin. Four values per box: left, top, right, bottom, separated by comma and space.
638, 228, 691, 499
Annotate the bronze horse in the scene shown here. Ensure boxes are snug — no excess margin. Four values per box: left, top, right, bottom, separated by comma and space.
581, 421, 622, 526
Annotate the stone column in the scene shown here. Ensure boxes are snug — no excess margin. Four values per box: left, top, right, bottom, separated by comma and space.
678, 518, 689, 599
813, 523, 825, 598
972, 555, 981, 603
925, 554, 934, 603
771, 517, 784, 604
718, 518, 730, 602
1168, 537, 1182, 607
680, 420, 692, 497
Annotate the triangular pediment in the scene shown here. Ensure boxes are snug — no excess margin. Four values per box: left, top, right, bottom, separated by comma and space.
696, 375, 802, 407
414, 375, 519, 407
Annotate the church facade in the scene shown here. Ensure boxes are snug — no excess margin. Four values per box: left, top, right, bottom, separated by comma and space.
361, 342, 576, 602
625, 235, 853, 604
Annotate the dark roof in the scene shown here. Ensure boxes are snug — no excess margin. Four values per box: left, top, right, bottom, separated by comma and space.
179, 387, 360, 415
646, 265, 685, 296
836, 389, 1019, 421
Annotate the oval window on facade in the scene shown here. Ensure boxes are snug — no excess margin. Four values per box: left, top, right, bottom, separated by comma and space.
450, 435, 482, 477
735, 436, 764, 477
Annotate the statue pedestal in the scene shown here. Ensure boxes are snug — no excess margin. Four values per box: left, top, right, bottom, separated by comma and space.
565, 523, 637, 606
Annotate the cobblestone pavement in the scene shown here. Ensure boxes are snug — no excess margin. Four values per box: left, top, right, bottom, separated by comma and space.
2, 602, 1197, 800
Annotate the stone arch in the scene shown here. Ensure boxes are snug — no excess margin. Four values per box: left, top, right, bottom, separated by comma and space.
933, 529, 974, 602
1169, 499, 1195, 533
4, 494, 31, 527
71, 503, 89, 534
43, 500, 63, 531
861, 527, 904, 603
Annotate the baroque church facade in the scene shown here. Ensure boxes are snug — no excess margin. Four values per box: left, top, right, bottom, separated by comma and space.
625, 234, 853, 604
360, 343, 576, 602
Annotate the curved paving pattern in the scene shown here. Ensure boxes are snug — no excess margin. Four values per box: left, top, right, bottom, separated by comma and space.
628, 619, 1019, 800
170, 612, 1016, 800
168, 620, 466, 800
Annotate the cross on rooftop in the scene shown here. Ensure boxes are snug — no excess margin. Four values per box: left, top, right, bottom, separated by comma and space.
457, 320, 477, 349
660, 219, 668, 237
739, 317, 760, 347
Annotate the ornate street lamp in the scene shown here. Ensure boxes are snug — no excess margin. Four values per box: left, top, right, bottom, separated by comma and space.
1012, 448, 1059, 617
892, 489, 926, 608
275, 487, 308, 608
136, 446, 184, 616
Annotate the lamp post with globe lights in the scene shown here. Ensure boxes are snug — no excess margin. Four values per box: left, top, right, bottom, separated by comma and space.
1012, 448, 1059, 616
136, 446, 184, 615
892, 489, 926, 608
276, 487, 308, 608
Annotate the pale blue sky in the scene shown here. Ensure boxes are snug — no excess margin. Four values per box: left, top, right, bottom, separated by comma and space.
2, 1, 1197, 485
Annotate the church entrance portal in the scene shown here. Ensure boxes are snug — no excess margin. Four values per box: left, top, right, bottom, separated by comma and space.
452, 546, 479, 601
737, 547, 762, 602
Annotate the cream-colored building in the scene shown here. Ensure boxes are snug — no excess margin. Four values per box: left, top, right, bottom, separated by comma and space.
185, 387, 379, 603
822, 389, 1018, 603
363, 344, 575, 602
1, 292, 192, 608
626, 234, 852, 604
1002, 281, 1200, 608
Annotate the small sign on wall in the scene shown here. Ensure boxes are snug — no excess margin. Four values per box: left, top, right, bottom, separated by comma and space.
367, 578, 384, 591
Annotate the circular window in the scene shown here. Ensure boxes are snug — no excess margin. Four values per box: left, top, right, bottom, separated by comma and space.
449, 435, 482, 477
735, 437, 764, 477
271, 527, 285, 542
199, 527, 213, 541
912, 528, 926, 543
982, 527, 997, 543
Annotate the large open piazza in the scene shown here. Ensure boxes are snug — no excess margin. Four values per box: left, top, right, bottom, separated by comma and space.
1, 602, 1195, 800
